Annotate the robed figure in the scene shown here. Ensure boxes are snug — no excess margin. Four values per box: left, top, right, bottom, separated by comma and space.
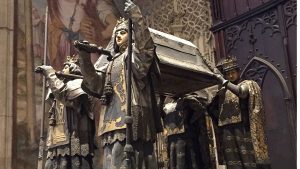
76, 0, 163, 168
208, 56, 271, 169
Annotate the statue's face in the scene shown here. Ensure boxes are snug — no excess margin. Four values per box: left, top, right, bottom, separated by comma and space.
62, 64, 70, 74
224, 69, 240, 82
115, 29, 128, 47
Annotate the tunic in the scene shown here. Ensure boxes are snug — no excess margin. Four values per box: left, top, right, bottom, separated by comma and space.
208, 80, 270, 169
79, 4, 162, 144
45, 76, 95, 169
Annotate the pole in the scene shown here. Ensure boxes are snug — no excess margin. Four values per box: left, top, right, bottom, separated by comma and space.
37, 6, 48, 169
124, 18, 134, 169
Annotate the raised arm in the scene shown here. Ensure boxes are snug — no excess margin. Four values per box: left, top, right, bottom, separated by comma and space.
35, 65, 69, 103
125, 0, 154, 52
125, 0, 156, 81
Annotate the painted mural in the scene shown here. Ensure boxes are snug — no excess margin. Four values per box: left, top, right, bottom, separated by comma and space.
33, 0, 120, 70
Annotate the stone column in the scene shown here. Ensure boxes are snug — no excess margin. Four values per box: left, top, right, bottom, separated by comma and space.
25, 0, 37, 146
0, 0, 15, 168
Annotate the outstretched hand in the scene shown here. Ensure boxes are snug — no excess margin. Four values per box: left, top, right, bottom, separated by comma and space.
214, 73, 228, 86
35, 65, 55, 77
124, 0, 136, 13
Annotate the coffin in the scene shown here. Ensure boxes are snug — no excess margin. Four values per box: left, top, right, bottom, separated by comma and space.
149, 28, 217, 96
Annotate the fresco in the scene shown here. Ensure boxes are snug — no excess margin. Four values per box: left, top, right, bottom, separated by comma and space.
47, 0, 119, 70
32, 0, 120, 70
20, 1, 121, 168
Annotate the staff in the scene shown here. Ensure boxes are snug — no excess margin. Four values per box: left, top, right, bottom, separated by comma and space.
124, 17, 134, 169
37, 6, 48, 169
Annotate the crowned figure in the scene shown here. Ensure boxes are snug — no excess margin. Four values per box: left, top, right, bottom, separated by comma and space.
207, 56, 271, 169
75, 0, 163, 168
35, 55, 95, 169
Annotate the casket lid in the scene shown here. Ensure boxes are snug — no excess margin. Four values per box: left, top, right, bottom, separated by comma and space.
149, 28, 217, 95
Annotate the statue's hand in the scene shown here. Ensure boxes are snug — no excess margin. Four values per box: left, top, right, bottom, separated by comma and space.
124, 0, 136, 13
74, 40, 91, 52
35, 65, 55, 77
214, 73, 228, 86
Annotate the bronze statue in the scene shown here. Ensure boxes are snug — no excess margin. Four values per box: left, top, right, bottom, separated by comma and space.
35, 55, 95, 169
208, 56, 271, 169
75, 0, 162, 168
162, 93, 212, 169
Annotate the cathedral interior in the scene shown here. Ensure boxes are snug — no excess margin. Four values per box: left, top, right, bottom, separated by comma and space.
0, 0, 296, 169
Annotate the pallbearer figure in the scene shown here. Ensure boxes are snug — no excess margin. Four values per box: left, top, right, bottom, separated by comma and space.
208, 56, 271, 169
35, 55, 95, 169
76, 0, 163, 168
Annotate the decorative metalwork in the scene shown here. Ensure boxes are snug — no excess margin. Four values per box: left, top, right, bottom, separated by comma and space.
225, 22, 248, 52
248, 25, 257, 46
225, 7, 281, 54
255, 10, 280, 36
242, 60, 268, 87
283, 0, 297, 29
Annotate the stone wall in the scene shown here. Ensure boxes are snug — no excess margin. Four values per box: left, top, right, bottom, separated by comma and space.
0, 0, 15, 168
137, 0, 215, 65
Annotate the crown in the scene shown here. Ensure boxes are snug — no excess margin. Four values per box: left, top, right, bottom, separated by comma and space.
117, 17, 127, 25
218, 55, 240, 72
115, 17, 129, 31
66, 54, 79, 64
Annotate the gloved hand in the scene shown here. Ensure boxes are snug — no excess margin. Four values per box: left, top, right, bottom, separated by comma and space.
214, 73, 229, 86
74, 40, 98, 53
35, 65, 55, 78
124, 0, 136, 13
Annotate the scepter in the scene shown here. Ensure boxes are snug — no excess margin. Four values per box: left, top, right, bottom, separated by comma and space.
124, 17, 134, 169
37, 6, 48, 169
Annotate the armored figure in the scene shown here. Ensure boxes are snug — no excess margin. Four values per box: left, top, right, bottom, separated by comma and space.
35, 55, 95, 169
76, 0, 162, 168
208, 56, 271, 169
162, 94, 212, 169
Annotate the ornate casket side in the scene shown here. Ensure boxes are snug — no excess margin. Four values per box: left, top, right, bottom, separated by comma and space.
149, 28, 217, 96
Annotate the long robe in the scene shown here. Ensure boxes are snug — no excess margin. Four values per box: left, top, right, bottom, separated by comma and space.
78, 4, 162, 169
208, 80, 270, 169
45, 77, 95, 169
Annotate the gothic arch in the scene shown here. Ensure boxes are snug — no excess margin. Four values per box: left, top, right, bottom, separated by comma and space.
240, 56, 296, 152
240, 56, 291, 100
